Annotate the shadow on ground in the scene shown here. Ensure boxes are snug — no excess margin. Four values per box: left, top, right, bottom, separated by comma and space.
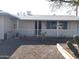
0, 38, 71, 59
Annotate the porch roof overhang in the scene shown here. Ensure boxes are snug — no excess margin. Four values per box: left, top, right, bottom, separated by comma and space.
18, 15, 79, 21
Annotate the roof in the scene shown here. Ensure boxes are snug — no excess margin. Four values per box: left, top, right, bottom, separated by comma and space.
0, 10, 19, 19
17, 15, 79, 21
0, 10, 79, 21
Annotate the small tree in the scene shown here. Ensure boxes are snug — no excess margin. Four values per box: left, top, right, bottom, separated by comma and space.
48, 0, 79, 16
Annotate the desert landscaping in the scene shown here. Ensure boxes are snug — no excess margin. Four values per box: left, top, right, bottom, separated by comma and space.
10, 45, 64, 59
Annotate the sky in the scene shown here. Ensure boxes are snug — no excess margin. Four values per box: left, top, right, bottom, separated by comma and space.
0, 0, 76, 15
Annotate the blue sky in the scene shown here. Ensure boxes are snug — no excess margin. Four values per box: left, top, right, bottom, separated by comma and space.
0, 0, 76, 15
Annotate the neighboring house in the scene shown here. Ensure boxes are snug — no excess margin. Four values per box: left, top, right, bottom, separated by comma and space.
0, 10, 79, 39
0, 11, 18, 39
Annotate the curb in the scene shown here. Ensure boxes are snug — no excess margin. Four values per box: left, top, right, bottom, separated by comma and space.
57, 43, 75, 59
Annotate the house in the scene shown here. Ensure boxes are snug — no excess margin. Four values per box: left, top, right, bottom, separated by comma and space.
0, 11, 18, 39
17, 15, 79, 38
0, 10, 79, 40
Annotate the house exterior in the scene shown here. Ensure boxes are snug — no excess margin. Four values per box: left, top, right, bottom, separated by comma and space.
18, 15, 79, 38
0, 11, 18, 39
0, 11, 79, 39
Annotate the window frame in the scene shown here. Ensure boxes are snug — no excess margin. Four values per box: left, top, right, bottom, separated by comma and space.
46, 21, 68, 29
59, 21, 68, 29
47, 21, 57, 29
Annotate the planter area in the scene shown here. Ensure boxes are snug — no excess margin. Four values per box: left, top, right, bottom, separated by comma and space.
57, 43, 79, 59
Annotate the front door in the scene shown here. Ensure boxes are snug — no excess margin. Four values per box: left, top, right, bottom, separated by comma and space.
38, 21, 41, 35
35, 21, 42, 36
35, 21, 37, 35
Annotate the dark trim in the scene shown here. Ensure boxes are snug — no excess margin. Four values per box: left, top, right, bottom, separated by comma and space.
38, 21, 42, 35
35, 21, 37, 35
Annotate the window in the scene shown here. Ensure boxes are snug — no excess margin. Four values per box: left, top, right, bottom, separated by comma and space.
47, 21, 68, 29
47, 21, 57, 29
13, 24, 16, 29
59, 21, 67, 29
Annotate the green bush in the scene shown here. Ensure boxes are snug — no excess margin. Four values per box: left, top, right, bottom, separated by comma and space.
67, 41, 78, 56
75, 36, 79, 47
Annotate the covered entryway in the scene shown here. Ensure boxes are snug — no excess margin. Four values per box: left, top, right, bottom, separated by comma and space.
35, 21, 42, 36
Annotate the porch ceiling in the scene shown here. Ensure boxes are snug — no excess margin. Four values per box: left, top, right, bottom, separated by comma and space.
18, 15, 79, 21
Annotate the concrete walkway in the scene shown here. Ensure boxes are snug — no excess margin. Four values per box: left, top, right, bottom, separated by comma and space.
0, 38, 65, 59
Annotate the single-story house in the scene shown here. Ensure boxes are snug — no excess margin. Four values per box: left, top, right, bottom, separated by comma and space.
17, 15, 79, 38
0, 11, 79, 39
0, 11, 18, 39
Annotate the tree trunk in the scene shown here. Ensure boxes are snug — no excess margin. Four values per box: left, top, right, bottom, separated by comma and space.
76, 6, 78, 16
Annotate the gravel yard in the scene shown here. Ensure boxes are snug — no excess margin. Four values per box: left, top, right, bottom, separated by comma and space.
10, 45, 65, 59
0, 38, 67, 59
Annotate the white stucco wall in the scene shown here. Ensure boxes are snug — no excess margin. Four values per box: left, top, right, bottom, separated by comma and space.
68, 21, 77, 35
0, 16, 4, 39
42, 21, 46, 29
19, 20, 35, 36
4, 16, 17, 39
4, 16, 17, 32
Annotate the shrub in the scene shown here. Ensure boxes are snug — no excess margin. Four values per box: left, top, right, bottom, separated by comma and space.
75, 36, 79, 47
67, 41, 78, 56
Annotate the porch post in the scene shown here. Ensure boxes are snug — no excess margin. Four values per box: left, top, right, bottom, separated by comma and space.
37, 21, 39, 36
17, 20, 19, 32
35, 20, 38, 36
57, 21, 59, 37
